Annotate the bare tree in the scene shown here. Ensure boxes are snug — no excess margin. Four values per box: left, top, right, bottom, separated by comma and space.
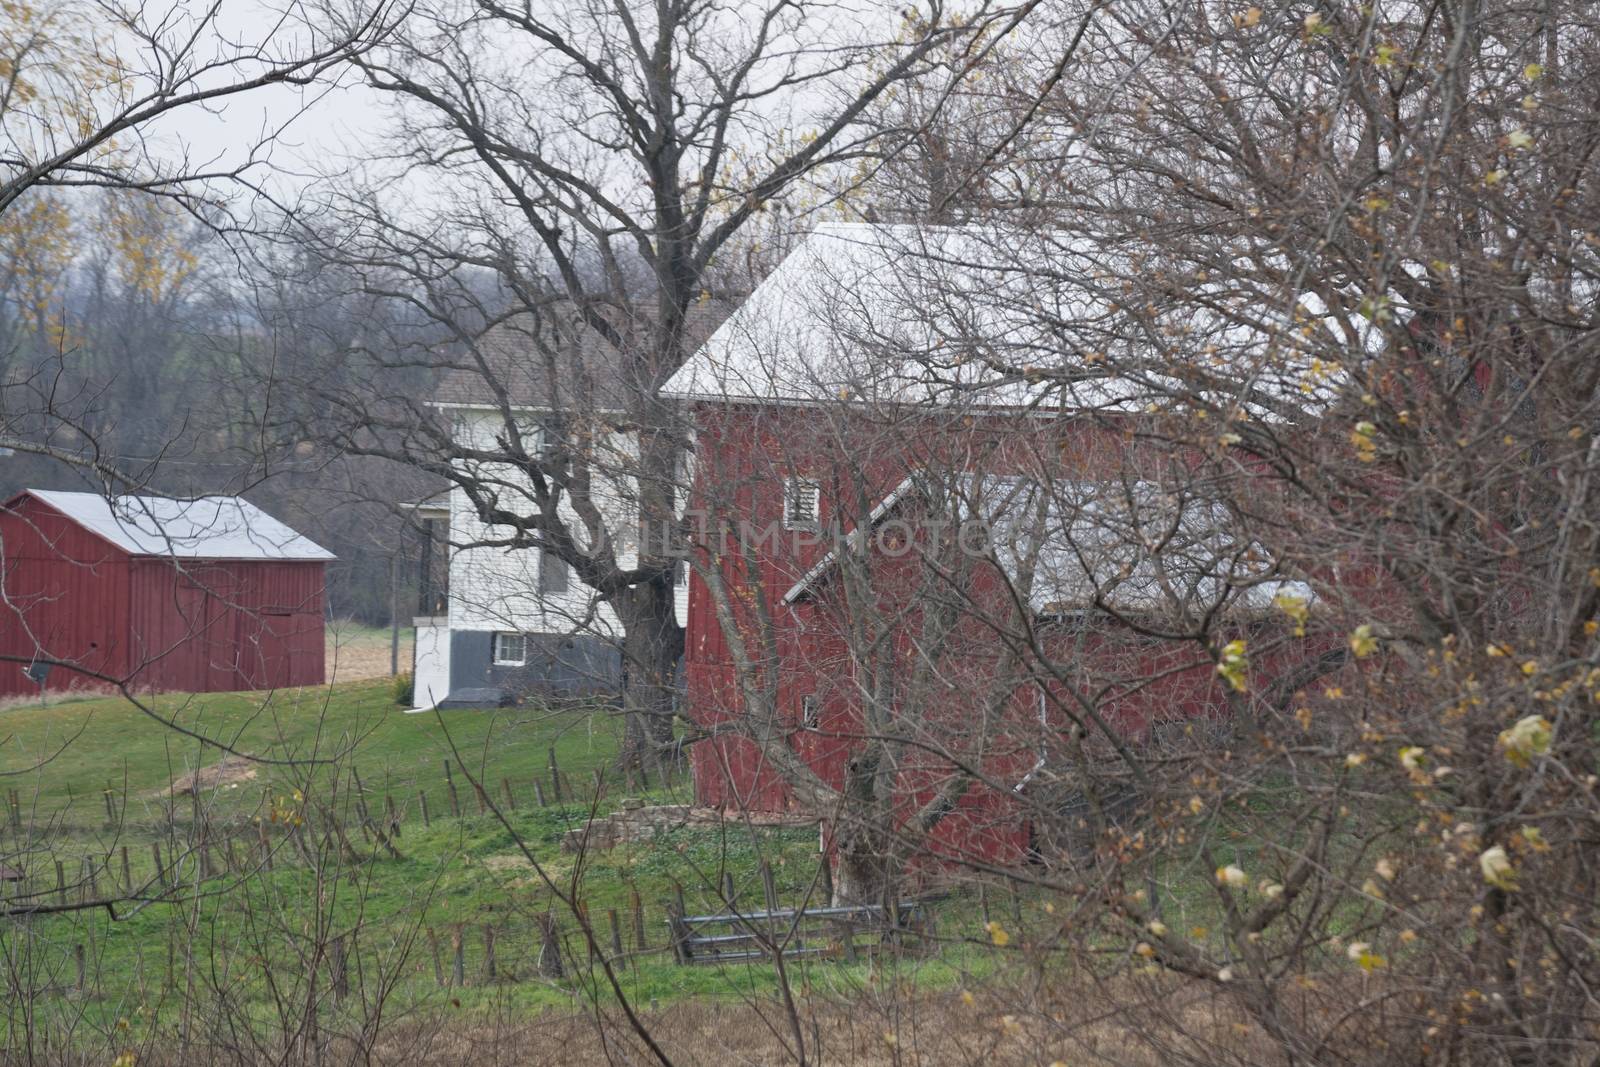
282, 0, 1044, 764
681, 0, 1600, 1060
0, 0, 397, 216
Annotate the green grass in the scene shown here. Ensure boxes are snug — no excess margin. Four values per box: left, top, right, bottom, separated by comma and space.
2, 680, 617, 834
1, 680, 971, 1050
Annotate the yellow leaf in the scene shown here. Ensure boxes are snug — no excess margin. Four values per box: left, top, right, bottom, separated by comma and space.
1274, 592, 1310, 636
985, 921, 1010, 947
1498, 715, 1552, 767
1479, 845, 1518, 890
1216, 639, 1249, 692
1350, 624, 1379, 658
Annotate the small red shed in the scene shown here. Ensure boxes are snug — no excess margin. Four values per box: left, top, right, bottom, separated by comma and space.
0, 489, 334, 697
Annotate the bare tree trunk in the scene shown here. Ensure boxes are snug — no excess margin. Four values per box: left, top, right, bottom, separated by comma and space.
389, 555, 401, 678
617, 577, 683, 770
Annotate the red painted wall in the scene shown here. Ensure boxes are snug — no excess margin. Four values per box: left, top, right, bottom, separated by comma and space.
680, 401, 1293, 865
0, 493, 325, 697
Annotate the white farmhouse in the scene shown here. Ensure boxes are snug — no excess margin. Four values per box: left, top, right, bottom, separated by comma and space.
408, 311, 710, 710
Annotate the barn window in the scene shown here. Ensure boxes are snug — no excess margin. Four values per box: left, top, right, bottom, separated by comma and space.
801, 694, 820, 730
492, 632, 526, 666
783, 477, 820, 530
674, 558, 688, 586
539, 549, 569, 595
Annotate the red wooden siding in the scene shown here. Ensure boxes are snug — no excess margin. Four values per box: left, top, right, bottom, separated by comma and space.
0, 494, 133, 695
0, 493, 326, 697
680, 402, 1291, 866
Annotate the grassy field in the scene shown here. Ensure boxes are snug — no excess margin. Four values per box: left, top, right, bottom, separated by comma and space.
4, 678, 613, 832
0, 680, 994, 1057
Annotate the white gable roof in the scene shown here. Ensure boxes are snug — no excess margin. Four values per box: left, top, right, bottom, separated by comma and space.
24, 490, 335, 561
663, 222, 1363, 417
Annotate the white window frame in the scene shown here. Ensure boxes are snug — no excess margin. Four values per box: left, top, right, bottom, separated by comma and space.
783, 477, 821, 531
801, 694, 820, 730
492, 632, 527, 666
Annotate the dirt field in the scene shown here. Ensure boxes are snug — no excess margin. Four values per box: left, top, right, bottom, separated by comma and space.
325, 619, 413, 684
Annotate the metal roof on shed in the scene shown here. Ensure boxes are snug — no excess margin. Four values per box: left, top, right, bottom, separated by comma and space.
20, 490, 335, 561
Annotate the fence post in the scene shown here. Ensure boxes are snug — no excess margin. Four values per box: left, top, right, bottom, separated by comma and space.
501, 778, 516, 812
444, 761, 460, 817
722, 871, 736, 908
330, 934, 349, 1003
483, 925, 497, 982
55, 859, 65, 906
103, 785, 117, 827
258, 820, 274, 873
83, 857, 98, 902
760, 861, 777, 914
533, 779, 547, 808
666, 902, 689, 965
74, 943, 86, 992
537, 912, 564, 978
419, 791, 431, 828
150, 843, 164, 889
607, 908, 623, 959
548, 749, 563, 803
631, 889, 646, 950
426, 927, 445, 987
120, 846, 132, 893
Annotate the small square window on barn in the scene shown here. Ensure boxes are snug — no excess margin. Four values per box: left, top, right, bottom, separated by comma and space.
784, 477, 820, 530
801, 694, 820, 730
492, 632, 526, 666
539, 549, 569, 595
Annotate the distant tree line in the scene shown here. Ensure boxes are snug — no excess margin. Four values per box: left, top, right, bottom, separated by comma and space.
0, 189, 435, 625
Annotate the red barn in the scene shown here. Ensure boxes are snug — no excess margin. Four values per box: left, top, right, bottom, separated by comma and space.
662, 224, 1320, 875
0, 489, 333, 698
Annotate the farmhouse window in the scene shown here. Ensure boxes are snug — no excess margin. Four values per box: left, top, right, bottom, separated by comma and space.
801, 694, 820, 730
784, 477, 820, 530
534, 418, 566, 458
539, 549, 569, 595
492, 632, 527, 666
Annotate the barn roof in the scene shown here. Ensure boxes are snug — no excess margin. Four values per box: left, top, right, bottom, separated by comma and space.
435, 303, 732, 413
17, 490, 335, 561
661, 222, 1370, 415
